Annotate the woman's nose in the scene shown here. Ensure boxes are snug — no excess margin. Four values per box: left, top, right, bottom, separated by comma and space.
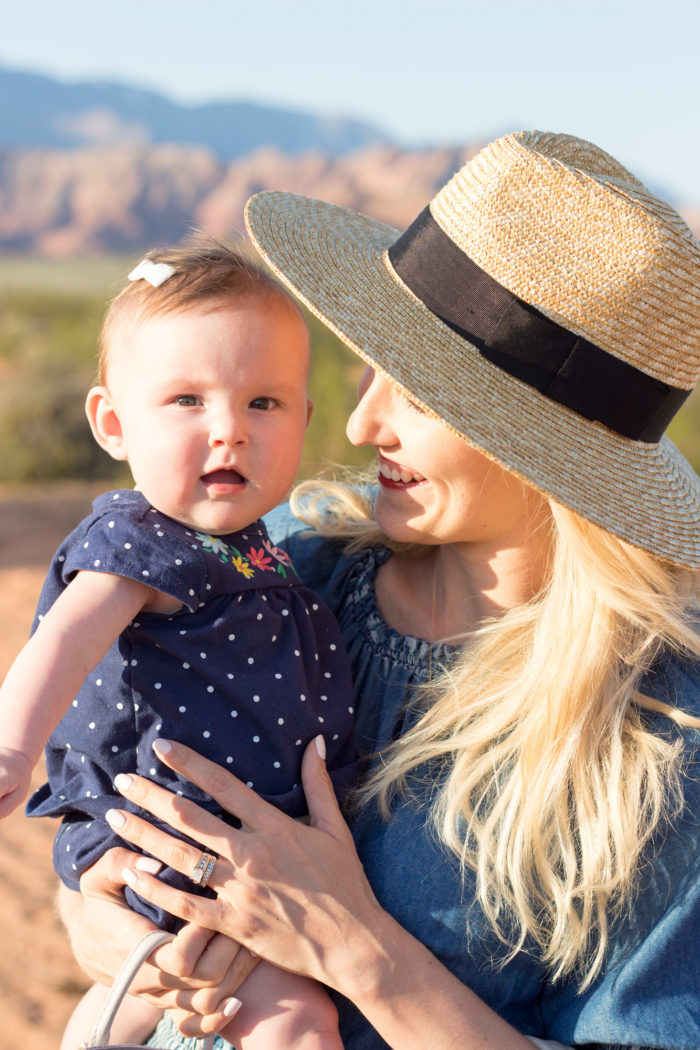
346, 367, 397, 448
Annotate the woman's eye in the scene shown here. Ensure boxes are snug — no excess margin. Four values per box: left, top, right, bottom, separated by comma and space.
175, 395, 199, 407
250, 396, 277, 411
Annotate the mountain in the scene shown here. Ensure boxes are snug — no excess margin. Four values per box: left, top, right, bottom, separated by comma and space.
1, 66, 697, 258
0, 64, 471, 256
0, 66, 390, 157
2, 138, 699, 258
0, 141, 484, 255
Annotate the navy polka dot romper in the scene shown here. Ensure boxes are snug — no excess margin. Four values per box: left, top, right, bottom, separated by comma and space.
27, 490, 359, 929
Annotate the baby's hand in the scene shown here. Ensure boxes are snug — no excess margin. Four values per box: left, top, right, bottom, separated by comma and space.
0, 747, 33, 818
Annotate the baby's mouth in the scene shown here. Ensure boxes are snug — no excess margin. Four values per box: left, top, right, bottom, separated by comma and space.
201, 468, 246, 487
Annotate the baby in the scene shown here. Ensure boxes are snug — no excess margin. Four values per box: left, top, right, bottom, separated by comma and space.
0, 245, 358, 1049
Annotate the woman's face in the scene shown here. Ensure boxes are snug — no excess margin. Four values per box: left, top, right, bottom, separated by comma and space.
346, 367, 551, 550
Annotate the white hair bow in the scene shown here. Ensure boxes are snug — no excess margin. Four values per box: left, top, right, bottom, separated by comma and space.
128, 259, 177, 288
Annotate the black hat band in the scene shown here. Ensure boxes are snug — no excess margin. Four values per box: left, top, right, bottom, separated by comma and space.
388, 206, 688, 443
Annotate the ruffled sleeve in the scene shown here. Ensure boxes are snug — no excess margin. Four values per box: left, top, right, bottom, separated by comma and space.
58, 489, 209, 611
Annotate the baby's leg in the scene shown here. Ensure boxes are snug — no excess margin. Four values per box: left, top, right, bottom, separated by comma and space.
219, 959, 342, 1050
60, 982, 162, 1050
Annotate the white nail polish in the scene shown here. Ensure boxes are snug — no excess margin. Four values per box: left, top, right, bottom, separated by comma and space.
105, 808, 126, 828
222, 997, 243, 1017
315, 734, 326, 760
135, 856, 162, 875
114, 773, 133, 792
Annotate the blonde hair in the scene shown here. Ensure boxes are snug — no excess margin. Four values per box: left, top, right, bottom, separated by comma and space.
98, 240, 302, 383
292, 476, 700, 987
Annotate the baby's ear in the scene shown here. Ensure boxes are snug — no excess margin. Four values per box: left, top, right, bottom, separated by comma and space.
85, 386, 128, 461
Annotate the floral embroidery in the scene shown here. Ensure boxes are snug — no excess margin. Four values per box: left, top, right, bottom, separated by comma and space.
263, 539, 292, 567
231, 554, 255, 579
248, 547, 275, 571
195, 533, 231, 557
193, 531, 297, 581
262, 539, 299, 579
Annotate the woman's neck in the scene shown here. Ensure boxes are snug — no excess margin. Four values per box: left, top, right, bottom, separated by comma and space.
375, 534, 551, 644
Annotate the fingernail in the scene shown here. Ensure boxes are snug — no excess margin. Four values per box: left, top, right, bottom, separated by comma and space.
105, 808, 126, 828
135, 856, 162, 875
114, 773, 133, 792
122, 867, 138, 888
221, 997, 243, 1018
153, 738, 172, 756
315, 734, 326, 760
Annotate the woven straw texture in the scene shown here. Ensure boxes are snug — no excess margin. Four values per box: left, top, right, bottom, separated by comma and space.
245, 131, 700, 567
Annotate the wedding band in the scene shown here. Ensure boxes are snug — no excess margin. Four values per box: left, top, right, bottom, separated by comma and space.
190, 851, 217, 889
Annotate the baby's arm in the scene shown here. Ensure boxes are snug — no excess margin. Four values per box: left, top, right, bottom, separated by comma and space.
219, 961, 341, 1050
0, 570, 154, 816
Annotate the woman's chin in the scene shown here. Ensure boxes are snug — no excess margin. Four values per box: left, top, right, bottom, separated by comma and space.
374, 504, 432, 546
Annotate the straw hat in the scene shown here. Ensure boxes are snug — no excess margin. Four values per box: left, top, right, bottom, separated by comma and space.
245, 130, 700, 568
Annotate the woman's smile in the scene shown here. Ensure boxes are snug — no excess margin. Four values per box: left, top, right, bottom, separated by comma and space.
377, 455, 426, 487
348, 368, 550, 551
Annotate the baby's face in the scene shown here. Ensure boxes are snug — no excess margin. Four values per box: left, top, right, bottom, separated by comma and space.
102, 296, 312, 535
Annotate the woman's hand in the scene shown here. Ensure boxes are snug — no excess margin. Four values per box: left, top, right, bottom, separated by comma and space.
101, 738, 538, 1049
59, 847, 258, 1033
105, 736, 386, 997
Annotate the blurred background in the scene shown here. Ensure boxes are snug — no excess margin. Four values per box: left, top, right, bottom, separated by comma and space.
1, 2, 699, 1046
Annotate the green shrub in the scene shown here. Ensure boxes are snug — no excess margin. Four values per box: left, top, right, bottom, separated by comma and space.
1, 269, 699, 487
0, 289, 118, 483
0, 285, 371, 485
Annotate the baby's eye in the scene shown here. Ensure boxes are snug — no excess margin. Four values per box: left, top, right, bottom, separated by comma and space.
250, 396, 277, 411
175, 395, 200, 407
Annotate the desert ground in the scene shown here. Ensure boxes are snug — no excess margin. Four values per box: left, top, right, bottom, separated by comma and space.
0, 484, 108, 1050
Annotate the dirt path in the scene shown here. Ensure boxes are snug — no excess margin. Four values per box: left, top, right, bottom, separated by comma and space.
0, 486, 104, 1050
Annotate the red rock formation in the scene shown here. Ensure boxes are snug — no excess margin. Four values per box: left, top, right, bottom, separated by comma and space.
0, 141, 697, 257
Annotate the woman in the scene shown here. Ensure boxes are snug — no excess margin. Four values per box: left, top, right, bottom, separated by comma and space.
60, 130, 700, 1049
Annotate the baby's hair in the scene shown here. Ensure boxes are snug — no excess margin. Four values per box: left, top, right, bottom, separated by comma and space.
98, 239, 302, 383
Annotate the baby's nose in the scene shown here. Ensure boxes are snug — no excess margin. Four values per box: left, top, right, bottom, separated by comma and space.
209, 413, 247, 447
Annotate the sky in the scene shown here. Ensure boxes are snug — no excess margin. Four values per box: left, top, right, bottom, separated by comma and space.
2, 0, 700, 202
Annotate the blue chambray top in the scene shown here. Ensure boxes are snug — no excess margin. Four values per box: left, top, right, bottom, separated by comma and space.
263, 500, 700, 1050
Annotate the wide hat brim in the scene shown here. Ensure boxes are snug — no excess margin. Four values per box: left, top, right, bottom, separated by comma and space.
245, 191, 700, 568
